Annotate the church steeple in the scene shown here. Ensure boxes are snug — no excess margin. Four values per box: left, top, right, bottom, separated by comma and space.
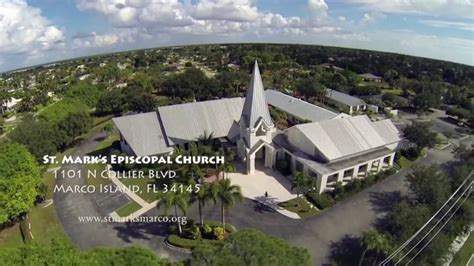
240, 60, 273, 129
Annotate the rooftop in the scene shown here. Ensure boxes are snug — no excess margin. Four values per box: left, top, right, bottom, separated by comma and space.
326, 88, 366, 106
291, 115, 400, 161
265, 89, 338, 122
158, 97, 244, 146
359, 73, 382, 80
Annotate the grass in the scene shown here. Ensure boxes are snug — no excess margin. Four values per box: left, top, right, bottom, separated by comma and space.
121, 177, 161, 203
115, 201, 142, 217
398, 156, 414, 169
278, 197, 318, 218
0, 168, 69, 248
95, 130, 120, 151
451, 234, 474, 266
85, 163, 110, 188
0, 225, 24, 248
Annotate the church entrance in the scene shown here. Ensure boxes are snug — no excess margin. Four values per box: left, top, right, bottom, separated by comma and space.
255, 145, 266, 169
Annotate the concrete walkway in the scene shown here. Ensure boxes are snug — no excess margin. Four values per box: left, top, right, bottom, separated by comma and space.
227, 164, 300, 219
106, 165, 159, 221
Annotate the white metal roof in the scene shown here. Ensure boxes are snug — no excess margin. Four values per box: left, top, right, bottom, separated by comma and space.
112, 112, 172, 156
326, 89, 366, 107
265, 90, 337, 122
292, 115, 400, 161
240, 60, 274, 129
158, 97, 244, 146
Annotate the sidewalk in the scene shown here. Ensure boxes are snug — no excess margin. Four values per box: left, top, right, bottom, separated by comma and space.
227, 166, 300, 219
106, 165, 159, 222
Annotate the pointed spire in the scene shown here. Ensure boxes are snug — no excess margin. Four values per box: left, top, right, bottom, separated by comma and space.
240, 60, 273, 129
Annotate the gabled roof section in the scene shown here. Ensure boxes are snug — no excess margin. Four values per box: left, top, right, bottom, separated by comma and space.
240, 60, 273, 129
265, 89, 338, 122
291, 115, 400, 161
326, 89, 366, 107
158, 97, 244, 146
113, 112, 172, 156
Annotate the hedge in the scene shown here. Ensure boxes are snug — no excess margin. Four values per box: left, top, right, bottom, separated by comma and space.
204, 220, 237, 233
306, 192, 335, 210
167, 235, 223, 250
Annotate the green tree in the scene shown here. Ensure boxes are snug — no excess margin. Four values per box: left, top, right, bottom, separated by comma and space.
191, 183, 212, 226
387, 202, 432, 242
0, 241, 172, 265
54, 111, 92, 149
406, 165, 451, 209
291, 172, 314, 205
191, 229, 312, 265
128, 93, 157, 113
403, 122, 437, 149
297, 78, 327, 101
211, 178, 242, 229
96, 89, 127, 115
214, 148, 236, 180
0, 116, 4, 135
358, 230, 391, 266
9, 115, 58, 160
157, 187, 189, 235
0, 143, 42, 223
65, 81, 103, 107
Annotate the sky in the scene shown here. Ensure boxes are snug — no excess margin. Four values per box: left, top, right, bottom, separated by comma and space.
0, 0, 473, 72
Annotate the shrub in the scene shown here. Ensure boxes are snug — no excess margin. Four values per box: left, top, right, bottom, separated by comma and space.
36, 183, 49, 203
189, 225, 201, 240
202, 224, 212, 235
213, 226, 225, 240
167, 234, 225, 250
306, 192, 335, 209
204, 221, 236, 233
402, 147, 420, 160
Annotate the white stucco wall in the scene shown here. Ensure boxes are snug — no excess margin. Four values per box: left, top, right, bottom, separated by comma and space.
286, 127, 315, 157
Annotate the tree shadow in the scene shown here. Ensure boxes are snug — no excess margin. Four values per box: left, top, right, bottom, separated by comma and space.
113, 219, 172, 243
253, 196, 279, 214
368, 191, 402, 214
329, 234, 363, 266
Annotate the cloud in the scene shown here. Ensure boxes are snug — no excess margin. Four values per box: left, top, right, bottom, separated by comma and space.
361, 11, 386, 24
190, 0, 259, 22
73, 32, 122, 47
348, 0, 474, 19
308, 0, 329, 20
74, 0, 337, 38
0, 0, 64, 55
419, 19, 474, 32
337, 16, 346, 21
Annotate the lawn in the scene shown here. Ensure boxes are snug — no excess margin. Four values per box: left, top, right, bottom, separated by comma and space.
85, 163, 111, 188
116, 201, 142, 217
0, 170, 69, 248
398, 156, 414, 169
0, 225, 24, 248
451, 233, 474, 266
278, 197, 318, 218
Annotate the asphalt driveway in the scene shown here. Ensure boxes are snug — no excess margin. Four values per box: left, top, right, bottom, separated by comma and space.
54, 130, 468, 265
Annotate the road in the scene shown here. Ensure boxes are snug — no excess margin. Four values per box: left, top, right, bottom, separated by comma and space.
54, 132, 469, 265
191, 146, 458, 265
53, 133, 186, 261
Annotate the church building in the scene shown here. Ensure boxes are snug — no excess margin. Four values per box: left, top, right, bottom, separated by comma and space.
113, 61, 401, 193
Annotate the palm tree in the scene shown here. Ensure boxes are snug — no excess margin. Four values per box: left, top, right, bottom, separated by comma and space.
291, 172, 313, 206
215, 148, 236, 180
211, 179, 242, 229
358, 230, 392, 266
191, 182, 211, 226
197, 130, 216, 153
157, 186, 189, 235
